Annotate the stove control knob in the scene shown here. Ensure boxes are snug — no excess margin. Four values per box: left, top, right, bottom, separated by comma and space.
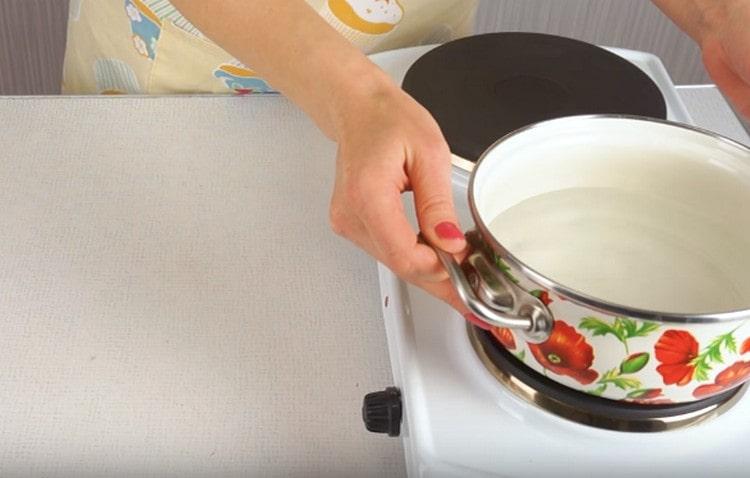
362, 387, 402, 437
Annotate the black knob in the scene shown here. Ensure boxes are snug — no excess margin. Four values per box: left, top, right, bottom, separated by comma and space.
362, 387, 402, 437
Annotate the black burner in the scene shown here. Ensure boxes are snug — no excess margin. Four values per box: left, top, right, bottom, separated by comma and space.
473, 326, 741, 430
402, 33, 668, 162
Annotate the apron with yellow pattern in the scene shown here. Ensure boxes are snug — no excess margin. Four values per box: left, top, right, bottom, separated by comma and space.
62, 0, 477, 94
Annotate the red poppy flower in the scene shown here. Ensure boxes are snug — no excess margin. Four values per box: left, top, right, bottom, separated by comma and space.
528, 320, 598, 385
491, 327, 516, 350
741, 338, 750, 355
693, 360, 750, 399
654, 330, 699, 386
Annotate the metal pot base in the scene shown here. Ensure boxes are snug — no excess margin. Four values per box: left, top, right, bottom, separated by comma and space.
468, 324, 746, 432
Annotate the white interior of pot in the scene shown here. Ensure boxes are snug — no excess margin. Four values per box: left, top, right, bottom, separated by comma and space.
472, 116, 750, 314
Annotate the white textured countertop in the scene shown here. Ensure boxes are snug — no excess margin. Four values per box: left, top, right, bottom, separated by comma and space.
0, 95, 401, 477
0, 64, 747, 476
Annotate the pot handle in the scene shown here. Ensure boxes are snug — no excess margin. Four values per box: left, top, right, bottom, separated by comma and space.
430, 236, 553, 343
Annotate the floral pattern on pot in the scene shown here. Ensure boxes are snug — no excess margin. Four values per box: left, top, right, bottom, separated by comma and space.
688, 330, 741, 382
578, 316, 659, 397
654, 330, 699, 386
654, 328, 742, 388
483, 277, 750, 402
580, 316, 660, 354
693, 361, 750, 398
528, 320, 598, 385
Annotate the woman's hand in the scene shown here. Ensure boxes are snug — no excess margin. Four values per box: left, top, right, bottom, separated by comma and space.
172, 0, 481, 322
653, 0, 750, 118
328, 73, 473, 316
698, 1, 750, 118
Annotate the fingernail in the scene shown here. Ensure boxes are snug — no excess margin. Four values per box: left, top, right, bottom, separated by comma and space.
464, 313, 492, 330
435, 222, 464, 241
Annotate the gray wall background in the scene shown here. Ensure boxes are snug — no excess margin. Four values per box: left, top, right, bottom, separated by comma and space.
474, 0, 710, 84
0, 0, 69, 95
0, 0, 720, 95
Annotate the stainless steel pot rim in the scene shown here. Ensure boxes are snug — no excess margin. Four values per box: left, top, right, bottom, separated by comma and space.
468, 114, 750, 324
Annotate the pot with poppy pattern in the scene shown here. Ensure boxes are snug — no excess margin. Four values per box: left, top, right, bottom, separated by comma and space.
432, 115, 750, 404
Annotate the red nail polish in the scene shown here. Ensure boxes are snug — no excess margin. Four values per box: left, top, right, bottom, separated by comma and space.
435, 222, 464, 240
464, 313, 492, 330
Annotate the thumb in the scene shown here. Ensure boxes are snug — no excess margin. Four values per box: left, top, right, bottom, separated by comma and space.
410, 145, 466, 254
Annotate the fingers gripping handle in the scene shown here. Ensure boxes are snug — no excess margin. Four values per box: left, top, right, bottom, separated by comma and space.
431, 238, 553, 343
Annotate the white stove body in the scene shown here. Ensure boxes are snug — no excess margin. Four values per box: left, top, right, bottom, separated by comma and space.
369, 46, 750, 478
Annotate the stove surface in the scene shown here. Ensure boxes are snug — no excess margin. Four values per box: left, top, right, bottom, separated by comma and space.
402, 34, 669, 163
379, 275, 750, 478
370, 46, 750, 478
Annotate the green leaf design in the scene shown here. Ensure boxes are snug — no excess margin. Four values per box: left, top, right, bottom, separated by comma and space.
726, 334, 737, 354
587, 384, 607, 396
580, 317, 622, 339
607, 377, 642, 390
626, 388, 659, 399
619, 317, 638, 337
627, 389, 648, 399
594, 367, 643, 393
634, 322, 660, 337
694, 365, 710, 382
579, 316, 660, 354
580, 317, 628, 353
599, 368, 619, 382
514, 350, 526, 362
612, 319, 627, 342
690, 330, 738, 381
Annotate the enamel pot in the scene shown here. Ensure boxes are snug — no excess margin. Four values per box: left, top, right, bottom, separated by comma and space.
435, 115, 750, 404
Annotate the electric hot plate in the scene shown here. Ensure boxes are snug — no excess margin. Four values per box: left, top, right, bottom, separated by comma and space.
402, 32, 668, 164
468, 325, 744, 432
